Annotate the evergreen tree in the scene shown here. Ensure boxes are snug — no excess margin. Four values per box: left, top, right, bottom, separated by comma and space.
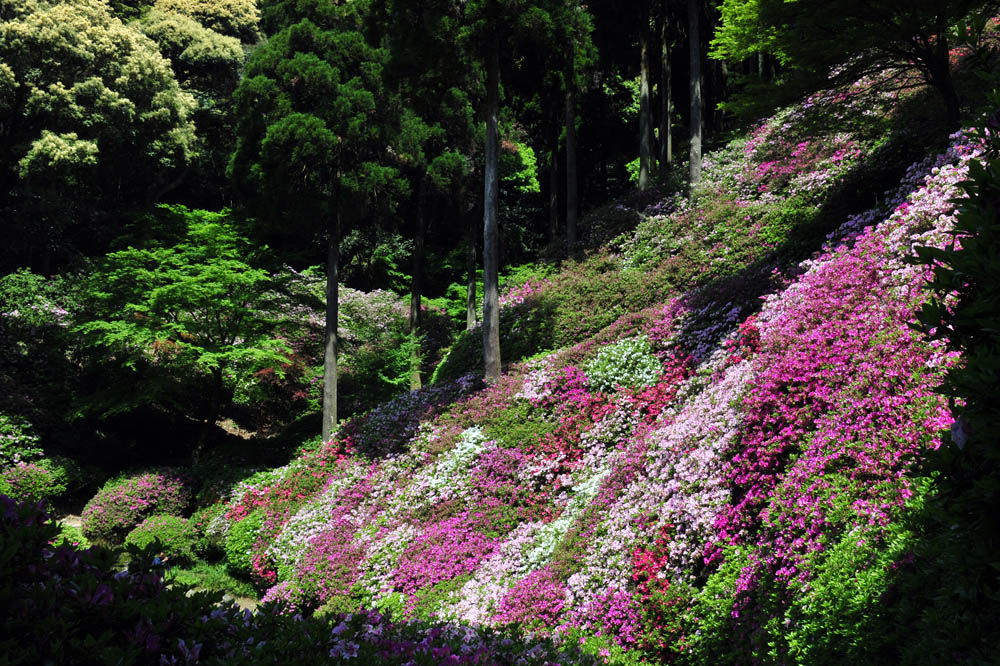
229, 0, 405, 440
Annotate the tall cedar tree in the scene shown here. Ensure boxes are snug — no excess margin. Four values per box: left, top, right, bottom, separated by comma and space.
374, 0, 480, 386
229, 0, 405, 440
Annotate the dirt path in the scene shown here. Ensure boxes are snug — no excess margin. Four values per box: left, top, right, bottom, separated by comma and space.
60, 514, 82, 528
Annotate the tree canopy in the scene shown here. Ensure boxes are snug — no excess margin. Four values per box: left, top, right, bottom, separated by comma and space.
712, 0, 997, 122
0, 0, 198, 271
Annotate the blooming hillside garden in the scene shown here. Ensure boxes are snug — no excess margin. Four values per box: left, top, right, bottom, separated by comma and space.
193, 86, 981, 664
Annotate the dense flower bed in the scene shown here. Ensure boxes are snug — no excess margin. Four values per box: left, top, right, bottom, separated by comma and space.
207, 99, 976, 663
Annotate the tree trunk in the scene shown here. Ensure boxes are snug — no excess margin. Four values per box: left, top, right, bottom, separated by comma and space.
466, 204, 477, 330
688, 0, 702, 188
483, 34, 501, 382
660, 3, 672, 169
928, 36, 961, 125
639, 25, 652, 190
409, 179, 426, 390
194, 364, 225, 462
565, 77, 578, 249
322, 211, 340, 442
549, 142, 559, 243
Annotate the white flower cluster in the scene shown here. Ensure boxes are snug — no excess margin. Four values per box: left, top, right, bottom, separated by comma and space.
585, 335, 661, 393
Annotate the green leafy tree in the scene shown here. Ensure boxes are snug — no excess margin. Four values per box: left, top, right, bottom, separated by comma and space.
229, 0, 405, 441
711, 0, 993, 123
0, 0, 198, 271
75, 206, 290, 446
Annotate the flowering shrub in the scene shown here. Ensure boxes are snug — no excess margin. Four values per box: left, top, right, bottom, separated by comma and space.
0, 460, 65, 502
81, 469, 190, 543
296, 521, 366, 607
1, 495, 603, 665
194, 81, 979, 665
125, 514, 197, 564
585, 335, 662, 393
0, 412, 42, 468
494, 566, 567, 629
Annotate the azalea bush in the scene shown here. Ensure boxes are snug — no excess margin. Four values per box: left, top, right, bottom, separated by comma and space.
0, 412, 43, 468
585, 335, 662, 393
1, 495, 603, 665
125, 514, 197, 565
81, 469, 190, 543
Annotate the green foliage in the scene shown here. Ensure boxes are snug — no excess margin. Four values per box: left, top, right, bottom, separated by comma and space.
189, 502, 229, 557
500, 139, 541, 194
153, 0, 261, 42
711, 0, 990, 121
0, 456, 82, 503
81, 470, 190, 544
0, 412, 43, 468
52, 523, 91, 550
0, 0, 197, 267
412, 574, 473, 621
139, 8, 244, 89
230, 1, 405, 225
167, 560, 258, 598
481, 401, 557, 449
125, 515, 197, 565
585, 335, 661, 393
225, 510, 263, 575
0, 462, 62, 503
75, 205, 291, 424
904, 109, 1000, 663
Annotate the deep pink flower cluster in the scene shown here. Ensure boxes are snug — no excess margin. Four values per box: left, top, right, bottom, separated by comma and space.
81, 470, 189, 542
391, 514, 500, 598
713, 136, 972, 607
494, 566, 567, 627
296, 520, 366, 604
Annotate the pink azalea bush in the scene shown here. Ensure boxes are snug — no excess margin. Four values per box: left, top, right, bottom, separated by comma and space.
81, 469, 189, 543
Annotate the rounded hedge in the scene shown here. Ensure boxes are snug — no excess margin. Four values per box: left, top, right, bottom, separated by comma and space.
125, 514, 196, 564
81, 470, 190, 543
225, 509, 263, 574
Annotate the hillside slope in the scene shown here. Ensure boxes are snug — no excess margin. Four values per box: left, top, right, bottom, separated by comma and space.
211, 80, 977, 664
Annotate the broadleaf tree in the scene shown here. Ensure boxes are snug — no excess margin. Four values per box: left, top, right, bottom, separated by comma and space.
74, 205, 290, 449
711, 0, 995, 123
0, 0, 198, 272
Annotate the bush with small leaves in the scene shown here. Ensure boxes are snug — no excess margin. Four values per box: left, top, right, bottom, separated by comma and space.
225, 509, 263, 575
0, 413, 43, 468
585, 335, 662, 393
81, 470, 190, 543
0, 461, 64, 503
125, 515, 197, 565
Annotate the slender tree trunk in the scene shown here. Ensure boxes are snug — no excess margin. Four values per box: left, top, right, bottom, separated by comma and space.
639, 25, 652, 190
660, 3, 672, 169
409, 179, 426, 390
565, 76, 578, 248
194, 365, 225, 462
466, 204, 477, 330
322, 210, 340, 442
483, 34, 501, 382
688, 0, 702, 188
549, 141, 559, 243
